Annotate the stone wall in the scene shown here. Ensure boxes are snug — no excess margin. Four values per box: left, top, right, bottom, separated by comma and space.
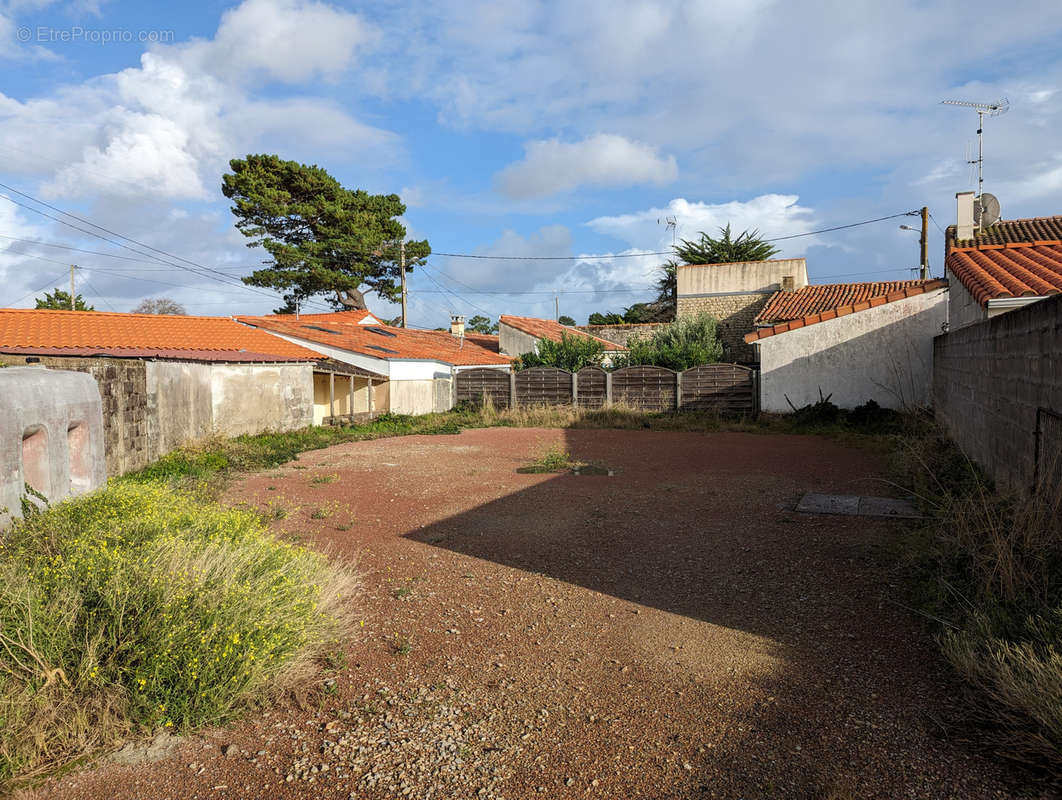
676, 292, 773, 363
573, 323, 664, 347
934, 293, 1062, 495
0, 355, 151, 475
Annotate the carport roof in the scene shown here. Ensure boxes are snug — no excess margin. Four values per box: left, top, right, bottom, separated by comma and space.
744, 279, 947, 343
0, 308, 322, 362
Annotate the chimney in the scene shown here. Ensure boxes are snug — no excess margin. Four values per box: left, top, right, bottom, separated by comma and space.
450, 315, 465, 337
781, 275, 795, 292
956, 191, 975, 241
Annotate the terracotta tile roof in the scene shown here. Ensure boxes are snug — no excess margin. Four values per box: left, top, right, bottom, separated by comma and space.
946, 216, 1062, 249
756, 280, 939, 325
499, 315, 626, 350
237, 313, 512, 366
946, 240, 1062, 307
0, 309, 321, 362
745, 279, 948, 343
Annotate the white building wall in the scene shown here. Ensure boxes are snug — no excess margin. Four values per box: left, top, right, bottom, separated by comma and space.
210, 362, 313, 435
677, 258, 808, 296
946, 270, 989, 330
499, 324, 542, 358
757, 290, 947, 412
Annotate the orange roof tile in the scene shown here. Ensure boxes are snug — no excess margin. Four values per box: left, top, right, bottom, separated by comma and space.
745, 279, 948, 343
756, 280, 939, 325
946, 240, 1062, 307
237, 313, 512, 366
946, 216, 1062, 249
0, 309, 321, 361
499, 315, 626, 350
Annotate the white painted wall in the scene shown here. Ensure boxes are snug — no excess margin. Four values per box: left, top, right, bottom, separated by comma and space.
499, 323, 542, 358
678, 258, 808, 296
947, 270, 988, 330
210, 363, 313, 435
757, 289, 947, 412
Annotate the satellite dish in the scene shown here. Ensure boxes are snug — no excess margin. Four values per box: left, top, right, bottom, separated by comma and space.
975, 193, 1001, 228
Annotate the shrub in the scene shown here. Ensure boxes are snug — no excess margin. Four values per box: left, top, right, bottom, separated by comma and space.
617, 313, 722, 371
516, 332, 605, 372
0, 483, 358, 790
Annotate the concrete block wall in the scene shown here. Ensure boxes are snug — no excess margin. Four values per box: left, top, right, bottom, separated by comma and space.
1, 355, 151, 475
933, 293, 1062, 495
0, 365, 105, 526
676, 293, 772, 363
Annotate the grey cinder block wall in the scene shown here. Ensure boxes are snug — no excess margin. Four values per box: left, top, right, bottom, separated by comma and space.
933, 293, 1062, 495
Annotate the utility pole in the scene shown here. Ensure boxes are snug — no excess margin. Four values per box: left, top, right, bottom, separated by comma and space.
70, 264, 76, 309
554, 295, 559, 322
919, 207, 929, 280
400, 240, 407, 328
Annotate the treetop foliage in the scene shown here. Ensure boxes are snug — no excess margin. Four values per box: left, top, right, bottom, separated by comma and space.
222, 154, 429, 313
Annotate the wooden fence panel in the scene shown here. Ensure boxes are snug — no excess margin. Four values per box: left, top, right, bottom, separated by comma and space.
515, 367, 573, 406
612, 366, 676, 411
576, 367, 607, 409
680, 364, 755, 414
455, 368, 510, 408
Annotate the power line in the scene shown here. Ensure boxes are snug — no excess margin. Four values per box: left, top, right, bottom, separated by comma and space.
9, 270, 70, 306
0, 182, 332, 311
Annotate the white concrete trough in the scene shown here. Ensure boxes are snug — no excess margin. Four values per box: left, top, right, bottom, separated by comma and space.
1, 364, 105, 527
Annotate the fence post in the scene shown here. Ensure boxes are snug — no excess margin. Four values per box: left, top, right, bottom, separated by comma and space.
675, 370, 683, 411
605, 371, 613, 407
509, 370, 517, 409
571, 370, 578, 407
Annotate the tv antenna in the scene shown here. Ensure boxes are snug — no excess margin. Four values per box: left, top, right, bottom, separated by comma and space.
940, 97, 1009, 207
658, 215, 678, 245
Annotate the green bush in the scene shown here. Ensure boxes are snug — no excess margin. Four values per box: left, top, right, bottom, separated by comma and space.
0, 483, 358, 790
617, 313, 722, 371
516, 332, 605, 372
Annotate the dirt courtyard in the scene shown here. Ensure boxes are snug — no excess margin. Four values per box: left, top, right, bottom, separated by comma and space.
29, 428, 1020, 799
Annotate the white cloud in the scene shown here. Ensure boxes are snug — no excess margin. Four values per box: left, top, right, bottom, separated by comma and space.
177, 0, 378, 85
0, 0, 395, 203
495, 134, 677, 198
587, 195, 816, 255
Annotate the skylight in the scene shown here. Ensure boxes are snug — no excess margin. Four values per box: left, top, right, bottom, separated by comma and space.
302, 325, 341, 335
366, 327, 397, 337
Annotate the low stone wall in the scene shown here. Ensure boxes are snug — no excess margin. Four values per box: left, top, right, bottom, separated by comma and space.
573, 323, 665, 347
934, 294, 1062, 495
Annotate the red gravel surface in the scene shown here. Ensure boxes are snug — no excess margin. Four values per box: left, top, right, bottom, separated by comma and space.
26, 428, 1024, 799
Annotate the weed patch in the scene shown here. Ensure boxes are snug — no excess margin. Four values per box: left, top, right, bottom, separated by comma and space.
0, 483, 358, 792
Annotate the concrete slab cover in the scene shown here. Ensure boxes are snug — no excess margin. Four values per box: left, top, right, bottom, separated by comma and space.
796, 493, 920, 519
1, 365, 105, 527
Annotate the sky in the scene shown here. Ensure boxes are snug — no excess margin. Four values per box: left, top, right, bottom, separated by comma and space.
1, 0, 1061, 327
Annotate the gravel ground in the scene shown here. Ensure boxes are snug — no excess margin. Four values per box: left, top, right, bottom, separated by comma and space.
23, 428, 1031, 799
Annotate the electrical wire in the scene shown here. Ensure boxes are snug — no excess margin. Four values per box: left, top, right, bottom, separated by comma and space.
8, 271, 71, 306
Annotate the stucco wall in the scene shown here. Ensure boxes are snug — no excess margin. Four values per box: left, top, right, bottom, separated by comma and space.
147, 361, 213, 457
947, 270, 989, 330
1, 366, 105, 526
757, 290, 947, 412
499, 324, 542, 358
210, 362, 313, 435
677, 258, 808, 296
934, 293, 1062, 495
390, 379, 441, 415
